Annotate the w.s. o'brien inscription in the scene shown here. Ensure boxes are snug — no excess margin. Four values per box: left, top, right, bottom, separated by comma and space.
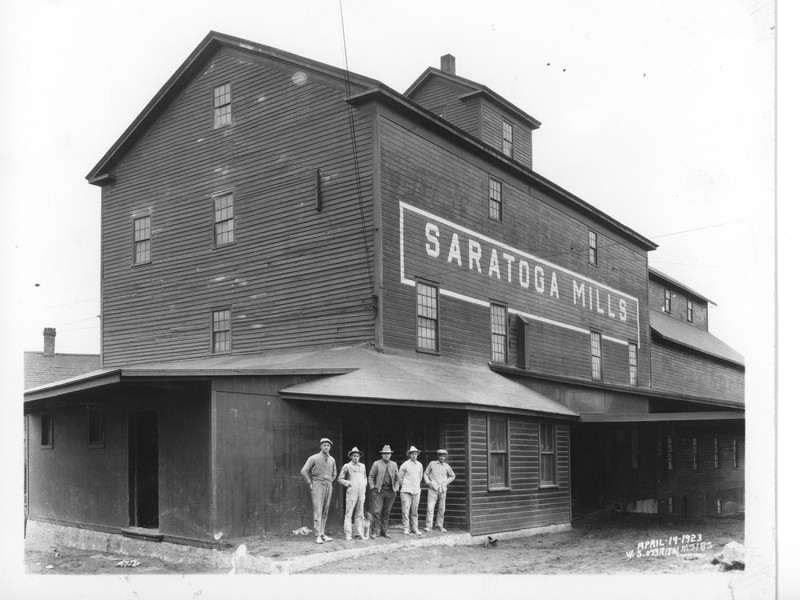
626, 534, 713, 559
399, 202, 641, 346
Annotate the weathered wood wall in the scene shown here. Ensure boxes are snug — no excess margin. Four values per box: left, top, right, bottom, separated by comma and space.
100, 46, 376, 366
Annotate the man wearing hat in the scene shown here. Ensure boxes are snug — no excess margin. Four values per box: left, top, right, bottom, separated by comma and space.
367, 445, 399, 539
397, 446, 424, 536
423, 449, 456, 532
300, 438, 337, 544
338, 447, 367, 541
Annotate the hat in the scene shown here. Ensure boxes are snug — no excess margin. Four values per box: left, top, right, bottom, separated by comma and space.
436, 449, 448, 455
379, 445, 393, 454
407, 445, 421, 456
348, 447, 362, 457
319, 438, 333, 446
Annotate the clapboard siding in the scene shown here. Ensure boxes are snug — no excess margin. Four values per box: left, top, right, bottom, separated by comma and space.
651, 342, 744, 402
407, 77, 481, 138
467, 412, 570, 535
378, 113, 650, 387
648, 279, 709, 331
479, 100, 533, 168
101, 47, 376, 366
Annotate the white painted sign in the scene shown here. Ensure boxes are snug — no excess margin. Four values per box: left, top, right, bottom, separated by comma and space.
399, 202, 641, 346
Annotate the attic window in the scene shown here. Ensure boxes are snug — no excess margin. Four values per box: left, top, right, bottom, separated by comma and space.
502, 120, 513, 158
213, 83, 232, 128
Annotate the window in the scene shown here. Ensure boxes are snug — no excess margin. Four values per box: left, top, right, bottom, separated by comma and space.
490, 303, 508, 363
502, 120, 513, 157
88, 409, 105, 448
416, 281, 439, 352
40, 413, 53, 449
213, 83, 232, 128
588, 230, 598, 266
590, 331, 602, 380
212, 309, 231, 353
133, 215, 151, 264
631, 429, 639, 469
714, 438, 719, 469
540, 422, 556, 486
489, 177, 502, 221
692, 437, 699, 470
664, 289, 672, 313
733, 439, 738, 468
628, 342, 638, 386
213, 193, 235, 246
687, 300, 694, 322
666, 436, 674, 470
668, 496, 674, 513
488, 417, 509, 489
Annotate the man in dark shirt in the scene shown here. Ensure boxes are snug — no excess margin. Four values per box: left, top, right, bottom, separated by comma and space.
300, 437, 337, 544
367, 445, 399, 539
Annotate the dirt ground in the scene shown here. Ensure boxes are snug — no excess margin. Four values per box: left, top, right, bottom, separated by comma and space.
306, 512, 744, 575
23, 511, 743, 575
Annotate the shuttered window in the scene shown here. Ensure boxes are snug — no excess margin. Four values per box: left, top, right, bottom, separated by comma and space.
133, 216, 151, 264
416, 281, 439, 353
490, 303, 508, 363
213, 193, 235, 246
488, 417, 509, 489
41, 412, 53, 449
213, 83, 232, 128
539, 422, 556, 486
212, 309, 232, 353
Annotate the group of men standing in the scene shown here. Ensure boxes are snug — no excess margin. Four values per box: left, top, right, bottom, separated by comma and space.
300, 438, 456, 544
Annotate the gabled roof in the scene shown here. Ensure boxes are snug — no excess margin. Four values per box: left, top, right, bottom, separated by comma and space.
86, 31, 383, 185
405, 67, 541, 129
86, 32, 656, 252
650, 309, 744, 366
24, 352, 101, 390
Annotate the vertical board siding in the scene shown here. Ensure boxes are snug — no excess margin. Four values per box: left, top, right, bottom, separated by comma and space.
101, 48, 376, 366
468, 412, 570, 535
379, 114, 650, 387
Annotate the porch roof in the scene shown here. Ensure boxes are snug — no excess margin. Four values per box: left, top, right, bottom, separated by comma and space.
24, 344, 578, 418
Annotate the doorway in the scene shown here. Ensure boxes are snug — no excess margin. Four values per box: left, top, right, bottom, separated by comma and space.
128, 411, 159, 529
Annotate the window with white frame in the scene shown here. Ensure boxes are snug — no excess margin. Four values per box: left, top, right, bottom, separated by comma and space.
540, 422, 556, 486
416, 281, 439, 352
490, 303, 508, 363
687, 299, 694, 322
628, 342, 638, 386
591, 331, 602, 380
133, 215, 151, 265
588, 230, 598, 266
664, 288, 672, 313
489, 177, 502, 221
213, 193, 235, 246
488, 417, 509, 489
213, 83, 232, 128
212, 309, 231, 353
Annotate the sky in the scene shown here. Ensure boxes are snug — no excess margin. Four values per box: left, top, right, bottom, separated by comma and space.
0, 0, 785, 596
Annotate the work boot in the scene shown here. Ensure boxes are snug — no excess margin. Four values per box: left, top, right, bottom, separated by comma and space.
316, 536, 323, 544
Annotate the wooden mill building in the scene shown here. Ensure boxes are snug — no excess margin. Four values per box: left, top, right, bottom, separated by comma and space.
24, 32, 744, 547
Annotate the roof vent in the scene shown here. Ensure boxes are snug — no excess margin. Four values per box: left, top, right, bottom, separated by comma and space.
440, 54, 456, 75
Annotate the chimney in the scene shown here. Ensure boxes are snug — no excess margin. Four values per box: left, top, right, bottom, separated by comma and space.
440, 54, 456, 75
43, 327, 56, 357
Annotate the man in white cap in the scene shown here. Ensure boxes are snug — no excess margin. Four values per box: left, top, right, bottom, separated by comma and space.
367, 445, 399, 539
397, 446, 424, 536
300, 437, 337, 544
338, 447, 367, 541
423, 449, 456, 532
